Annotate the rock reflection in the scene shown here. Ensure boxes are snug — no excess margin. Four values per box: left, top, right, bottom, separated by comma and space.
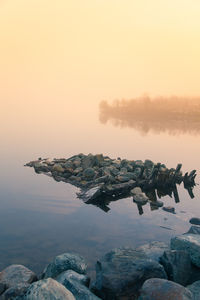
99, 97, 200, 135
88, 183, 195, 216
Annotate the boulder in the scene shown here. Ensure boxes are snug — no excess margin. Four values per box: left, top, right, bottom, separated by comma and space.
189, 218, 200, 226
171, 234, 200, 267
0, 283, 6, 295
187, 226, 200, 235
1, 283, 29, 300
92, 247, 167, 299
136, 241, 169, 262
138, 278, 193, 300
187, 280, 200, 300
160, 250, 192, 286
58, 277, 100, 300
0, 265, 37, 288
22, 278, 75, 300
56, 270, 90, 287
41, 253, 87, 279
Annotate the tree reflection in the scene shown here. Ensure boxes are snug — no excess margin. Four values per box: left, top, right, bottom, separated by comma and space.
99, 97, 200, 135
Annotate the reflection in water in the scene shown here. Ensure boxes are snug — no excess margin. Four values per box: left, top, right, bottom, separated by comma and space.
85, 183, 195, 216
99, 97, 200, 135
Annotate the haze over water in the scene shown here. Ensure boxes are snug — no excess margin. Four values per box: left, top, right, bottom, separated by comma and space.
0, 0, 200, 275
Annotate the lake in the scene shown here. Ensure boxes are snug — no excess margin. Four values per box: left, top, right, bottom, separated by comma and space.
0, 98, 200, 277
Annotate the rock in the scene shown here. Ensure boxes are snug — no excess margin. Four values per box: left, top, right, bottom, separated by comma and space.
0, 265, 37, 288
42, 253, 87, 279
187, 280, 200, 300
22, 278, 75, 300
171, 234, 200, 267
150, 200, 164, 208
82, 156, 95, 169
160, 250, 192, 286
138, 278, 193, 300
33, 163, 49, 173
92, 247, 167, 299
0, 283, 6, 295
130, 187, 142, 195
78, 186, 102, 202
187, 226, 200, 235
83, 168, 96, 180
1, 283, 29, 300
56, 270, 90, 287
137, 241, 169, 262
190, 218, 200, 226
58, 277, 100, 300
132, 193, 148, 205
52, 164, 65, 173
162, 206, 176, 214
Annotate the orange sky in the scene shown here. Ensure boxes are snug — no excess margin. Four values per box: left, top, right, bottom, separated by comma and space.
0, 0, 200, 150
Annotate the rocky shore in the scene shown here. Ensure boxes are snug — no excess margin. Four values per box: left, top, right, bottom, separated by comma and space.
1, 220, 200, 299
25, 154, 196, 213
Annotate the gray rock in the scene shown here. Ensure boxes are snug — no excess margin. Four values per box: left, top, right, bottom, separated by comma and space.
138, 278, 193, 300
33, 163, 49, 173
150, 200, 164, 208
187, 226, 200, 235
162, 206, 176, 214
0, 283, 6, 295
137, 241, 169, 262
59, 278, 100, 300
92, 247, 167, 299
83, 168, 96, 180
130, 187, 142, 195
187, 280, 200, 300
190, 218, 200, 226
52, 164, 65, 173
42, 253, 87, 279
132, 193, 148, 205
56, 270, 90, 287
78, 186, 102, 203
22, 278, 75, 300
0, 265, 37, 288
82, 156, 95, 169
171, 234, 200, 267
1, 283, 29, 300
160, 250, 192, 286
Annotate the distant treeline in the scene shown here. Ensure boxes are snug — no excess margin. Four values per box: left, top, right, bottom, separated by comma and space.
99, 97, 200, 135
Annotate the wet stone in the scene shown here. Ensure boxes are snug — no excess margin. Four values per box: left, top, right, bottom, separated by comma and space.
189, 218, 200, 226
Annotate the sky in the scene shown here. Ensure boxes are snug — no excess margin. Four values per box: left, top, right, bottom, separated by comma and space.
0, 0, 200, 150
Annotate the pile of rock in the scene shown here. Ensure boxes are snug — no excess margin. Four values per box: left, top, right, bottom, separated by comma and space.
25, 154, 196, 205
2, 219, 200, 299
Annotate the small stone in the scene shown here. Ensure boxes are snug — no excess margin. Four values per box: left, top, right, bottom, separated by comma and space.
130, 187, 142, 195
189, 218, 200, 226
150, 200, 164, 208
133, 193, 148, 205
138, 278, 193, 300
83, 168, 96, 180
162, 206, 176, 214
52, 164, 65, 173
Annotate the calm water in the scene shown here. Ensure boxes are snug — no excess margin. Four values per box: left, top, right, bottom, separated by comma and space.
0, 100, 200, 276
